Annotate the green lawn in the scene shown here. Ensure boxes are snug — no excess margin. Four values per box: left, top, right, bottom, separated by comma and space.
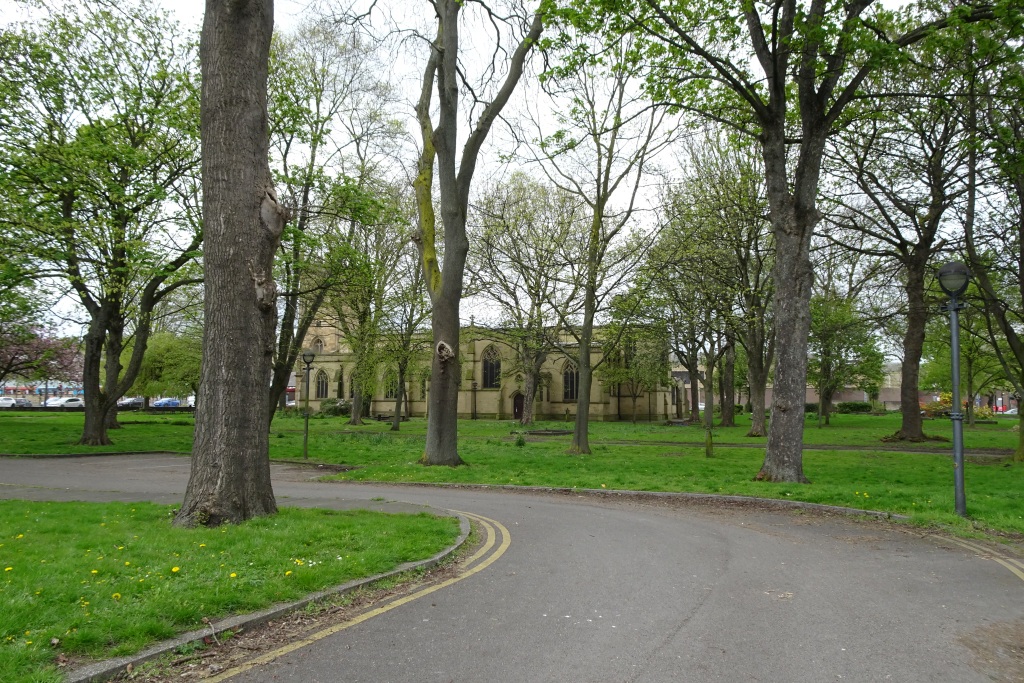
2, 410, 1021, 534
0, 500, 459, 683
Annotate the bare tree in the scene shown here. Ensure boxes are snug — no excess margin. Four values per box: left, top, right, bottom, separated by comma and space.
411, 0, 544, 465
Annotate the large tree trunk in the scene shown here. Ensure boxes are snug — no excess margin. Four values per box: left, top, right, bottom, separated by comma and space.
391, 362, 407, 432
176, 0, 279, 528
758, 201, 815, 483
78, 317, 113, 445
570, 279, 598, 454
423, 294, 464, 465
893, 262, 929, 440
350, 382, 365, 425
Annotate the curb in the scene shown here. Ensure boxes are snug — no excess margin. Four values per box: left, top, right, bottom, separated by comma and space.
66, 513, 472, 683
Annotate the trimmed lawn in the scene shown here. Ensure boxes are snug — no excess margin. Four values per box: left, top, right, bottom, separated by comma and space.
1, 410, 1021, 534
0, 500, 459, 683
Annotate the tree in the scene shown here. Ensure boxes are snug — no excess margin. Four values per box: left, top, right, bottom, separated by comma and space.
561, 0, 1009, 482
655, 134, 775, 436
597, 293, 670, 423
0, 327, 80, 388
468, 173, 582, 426
0, 1, 202, 445
808, 295, 885, 425
266, 19, 397, 421
823, 38, 972, 442
411, 0, 544, 465
531, 34, 675, 453
175, 0, 282, 527
130, 331, 202, 400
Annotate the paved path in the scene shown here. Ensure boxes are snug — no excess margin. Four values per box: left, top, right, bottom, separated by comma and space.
2, 454, 1023, 682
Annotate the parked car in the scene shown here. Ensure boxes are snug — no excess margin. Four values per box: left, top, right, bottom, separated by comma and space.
1005, 407, 1018, 416
117, 397, 144, 409
45, 396, 84, 408
186, 395, 196, 408
0, 397, 20, 408
152, 397, 180, 408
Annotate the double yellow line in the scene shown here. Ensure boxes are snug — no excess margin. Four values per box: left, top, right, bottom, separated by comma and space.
205, 510, 510, 682
934, 535, 1024, 583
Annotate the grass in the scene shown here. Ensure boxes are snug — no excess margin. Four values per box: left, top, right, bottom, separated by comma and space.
0, 500, 460, 683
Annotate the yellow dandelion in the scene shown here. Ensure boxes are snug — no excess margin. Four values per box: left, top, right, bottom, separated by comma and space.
16, 534, 24, 539
124, 561, 130, 566
229, 572, 237, 578
171, 566, 180, 573
285, 570, 292, 576
91, 570, 98, 575
4, 567, 11, 572
199, 544, 206, 548
112, 593, 121, 600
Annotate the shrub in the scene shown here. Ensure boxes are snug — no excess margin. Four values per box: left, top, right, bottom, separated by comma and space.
805, 403, 819, 414
734, 404, 744, 414
835, 401, 872, 414
974, 405, 994, 419
318, 399, 351, 417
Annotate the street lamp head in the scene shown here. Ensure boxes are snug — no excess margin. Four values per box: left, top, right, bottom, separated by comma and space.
301, 350, 315, 365
937, 261, 971, 298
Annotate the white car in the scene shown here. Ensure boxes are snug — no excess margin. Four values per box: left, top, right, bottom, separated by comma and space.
0, 397, 17, 408
45, 396, 84, 407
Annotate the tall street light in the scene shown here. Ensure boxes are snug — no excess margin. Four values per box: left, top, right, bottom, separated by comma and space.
937, 261, 970, 518
301, 350, 316, 461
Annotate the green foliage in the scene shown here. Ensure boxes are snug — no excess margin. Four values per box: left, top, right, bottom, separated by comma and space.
835, 402, 873, 414
129, 332, 201, 399
318, 398, 351, 417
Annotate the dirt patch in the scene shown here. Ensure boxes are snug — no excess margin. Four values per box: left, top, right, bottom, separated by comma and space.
959, 619, 1024, 683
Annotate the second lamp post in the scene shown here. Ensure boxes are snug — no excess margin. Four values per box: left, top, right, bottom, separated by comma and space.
937, 261, 970, 518
301, 350, 315, 460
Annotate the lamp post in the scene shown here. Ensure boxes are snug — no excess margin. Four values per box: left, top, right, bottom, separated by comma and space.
937, 261, 970, 518
471, 381, 478, 420
301, 350, 315, 460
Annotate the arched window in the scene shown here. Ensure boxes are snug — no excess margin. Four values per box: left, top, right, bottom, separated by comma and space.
482, 346, 501, 389
383, 372, 399, 399
563, 364, 579, 402
335, 369, 344, 400
315, 370, 329, 399
313, 337, 325, 354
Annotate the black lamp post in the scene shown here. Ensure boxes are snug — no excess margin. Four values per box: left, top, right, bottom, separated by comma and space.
471, 381, 478, 420
301, 350, 315, 460
937, 261, 970, 517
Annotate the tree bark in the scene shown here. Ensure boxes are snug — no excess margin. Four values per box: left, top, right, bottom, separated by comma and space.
720, 340, 736, 427
176, 0, 279, 527
893, 262, 928, 440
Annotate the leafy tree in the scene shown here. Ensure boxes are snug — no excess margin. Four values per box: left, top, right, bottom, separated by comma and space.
558, 0, 1011, 482
130, 331, 202, 400
823, 37, 972, 442
597, 293, 670, 423
411, 0, 544, 465
807, 294, 885, 425
0, 1, 202, 444
176, 0, 282, 527
266, 19, 397, 421
0, 327, 80, 388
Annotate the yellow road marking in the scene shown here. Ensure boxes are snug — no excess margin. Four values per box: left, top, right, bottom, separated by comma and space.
205, 511, 511, 682
933, 535, 1024, 583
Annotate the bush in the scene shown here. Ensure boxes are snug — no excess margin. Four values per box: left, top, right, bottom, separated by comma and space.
734, 404, 744, 414
805, 403, 819, 414
974, 405, 994, 419
318, 398, 351, 417
835, 401, 872, 414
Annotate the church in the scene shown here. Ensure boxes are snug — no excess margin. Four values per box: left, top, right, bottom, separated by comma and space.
295, 321, 675, 422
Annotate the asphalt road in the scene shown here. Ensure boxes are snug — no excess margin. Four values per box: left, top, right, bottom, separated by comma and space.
2, 454, 1023, 682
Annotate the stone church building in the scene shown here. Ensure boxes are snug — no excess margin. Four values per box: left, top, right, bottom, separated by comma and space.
295, 322, 674, 422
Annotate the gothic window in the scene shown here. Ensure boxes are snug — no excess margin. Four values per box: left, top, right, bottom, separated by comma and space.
563, 364, 579, 402
383, 372, 398, 399
482, 346, 501, 389
315, 370, 329, 399
313, 337, 325, 354
336, 369, 343, 400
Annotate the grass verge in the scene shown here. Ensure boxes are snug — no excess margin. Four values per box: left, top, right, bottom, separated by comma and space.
0, 501, 460, 683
